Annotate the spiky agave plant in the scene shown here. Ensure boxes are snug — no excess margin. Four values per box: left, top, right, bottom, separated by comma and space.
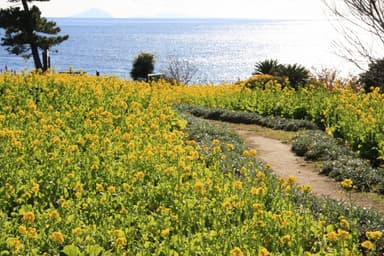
252, 59, 281, 75
278, 63, 310, 89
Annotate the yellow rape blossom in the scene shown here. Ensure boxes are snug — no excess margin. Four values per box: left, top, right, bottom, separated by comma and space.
339, 216, 350, 230
252, 203, 263, 211
250, 185, 267, 195
243, 149, 257, 157
226, 143, 235, 151
326, 231, 338, 242
18, 225, 27, 234
7, 237, 23, 251
113, 229, 123, 236
341, 179, 353, 190
233, 180, 243, 190
298, 184, 312, 193
161, 228, 171, 237
213, 146, 221, 154
361, 240, 375, 250
280, 234, 291, 245
230, 247, 243, 256
256, 170, 266, 180
194, 180, 205, 194
366, 231, 383, 240
27, 100, 37, 111
115, 237, 127, 247
107, 185, 116, 193
74, 182, 83, 192
52, 136, 61, 144
50, 231, 64, 244
22, 211, 35, 223
222, 198, 233, 210
67, 144, 79, 153
75, 192, 82, 199
72, 227, 83, 236
240, 167, 248, 175
48, 209, 61, 220
287, 176, 296, 185
337, 229, 350, 240
67, 172, 75, 178
27, 228, 38, 239
31, 182, 40, 193
96, 183, 104, 192
135, 171, 145, 180
31, 139, 40, 148
122, 183, 131, 192
258, 247, 270, 256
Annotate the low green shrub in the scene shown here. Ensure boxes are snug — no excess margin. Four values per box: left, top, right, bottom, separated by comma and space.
292, 130, 384, 194
177, 104, 318, 131
322, 157, 381, 192
292, 130, 352, 161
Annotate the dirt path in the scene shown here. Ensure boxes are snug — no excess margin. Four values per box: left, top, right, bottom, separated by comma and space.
232, 124, 384, 213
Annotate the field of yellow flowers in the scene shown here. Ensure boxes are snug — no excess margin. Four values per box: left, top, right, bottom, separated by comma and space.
0, 72, 382, 255
173, 77, 384, 165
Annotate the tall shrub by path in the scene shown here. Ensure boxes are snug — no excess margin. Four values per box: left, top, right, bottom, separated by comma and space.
130, 52, 155, 81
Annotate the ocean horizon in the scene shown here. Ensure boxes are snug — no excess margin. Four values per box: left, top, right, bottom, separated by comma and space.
0, 18, 360, 83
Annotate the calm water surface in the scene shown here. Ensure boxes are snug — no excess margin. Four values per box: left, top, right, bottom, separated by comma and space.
0, 18, 357, 83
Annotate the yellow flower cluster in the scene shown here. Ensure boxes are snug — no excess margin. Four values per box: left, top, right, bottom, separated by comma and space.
341, 178, 353, 190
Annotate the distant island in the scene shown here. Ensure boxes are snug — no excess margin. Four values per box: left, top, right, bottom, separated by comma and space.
72, 8, 113, 18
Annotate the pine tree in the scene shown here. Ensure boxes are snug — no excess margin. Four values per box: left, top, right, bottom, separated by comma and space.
0, 0, 68, 71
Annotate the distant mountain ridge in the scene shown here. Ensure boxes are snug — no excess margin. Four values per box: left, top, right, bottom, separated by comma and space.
73, 8, 113, 18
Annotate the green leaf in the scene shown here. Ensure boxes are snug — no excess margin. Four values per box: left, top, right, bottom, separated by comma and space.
85, 245, 104, 256
62, 245, 81, 256
326, 224, 335, 232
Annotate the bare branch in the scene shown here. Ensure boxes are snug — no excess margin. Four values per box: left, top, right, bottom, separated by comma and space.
323, 0, 384, 69
163, 57, 198, 85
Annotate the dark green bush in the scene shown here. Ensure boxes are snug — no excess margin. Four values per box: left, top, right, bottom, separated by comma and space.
130, 52, 155, 81
359, 58, 384, 92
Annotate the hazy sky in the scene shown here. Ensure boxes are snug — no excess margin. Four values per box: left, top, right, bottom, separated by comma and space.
1, 0, 329, 19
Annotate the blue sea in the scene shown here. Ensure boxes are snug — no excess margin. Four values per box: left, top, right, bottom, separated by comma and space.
0, 18, 358, 83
